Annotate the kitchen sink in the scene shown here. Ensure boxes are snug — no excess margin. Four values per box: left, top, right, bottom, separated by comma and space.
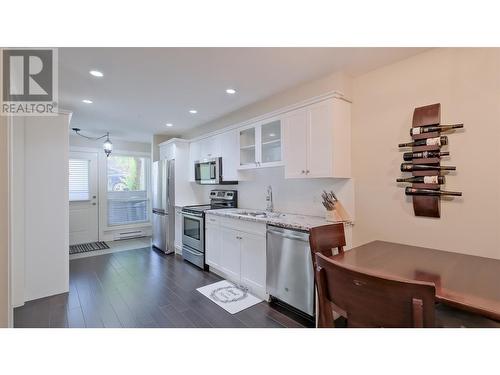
237, 211, 284, 219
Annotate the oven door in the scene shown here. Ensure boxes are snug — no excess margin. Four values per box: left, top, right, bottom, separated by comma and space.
182, 212, 205, 252
194, 158, 220, 185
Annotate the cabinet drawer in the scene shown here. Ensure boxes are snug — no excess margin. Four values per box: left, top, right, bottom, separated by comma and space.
220, 216, 266, 236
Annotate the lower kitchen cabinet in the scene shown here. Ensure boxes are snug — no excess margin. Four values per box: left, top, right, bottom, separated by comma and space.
205, 215, 267, 299
220, 226, 242, 281
240, 231, 266, 294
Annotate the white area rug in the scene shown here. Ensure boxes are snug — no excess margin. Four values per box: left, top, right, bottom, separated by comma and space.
197, 280, 262, 314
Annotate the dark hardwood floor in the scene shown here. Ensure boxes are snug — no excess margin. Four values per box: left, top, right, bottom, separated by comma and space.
14, 247, 306, 328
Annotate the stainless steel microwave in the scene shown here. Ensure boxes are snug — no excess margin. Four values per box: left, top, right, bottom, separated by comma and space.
194, 157, 238, 185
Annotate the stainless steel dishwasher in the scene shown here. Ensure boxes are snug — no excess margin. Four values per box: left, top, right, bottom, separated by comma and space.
266, 225, 314, 317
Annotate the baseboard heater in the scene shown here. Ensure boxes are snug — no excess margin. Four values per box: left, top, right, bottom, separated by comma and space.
113, 230, 146, 241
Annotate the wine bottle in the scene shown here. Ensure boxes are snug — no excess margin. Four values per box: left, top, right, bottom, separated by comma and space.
398, 136, 448, 148
403, 151, 449, 161
400, 163, 456, 172
410, 123, 463, 136
396, 176, 446, 184
405, 187, 462, 197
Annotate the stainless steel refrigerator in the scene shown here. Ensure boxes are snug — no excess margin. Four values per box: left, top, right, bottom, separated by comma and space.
152, 159, 175, 254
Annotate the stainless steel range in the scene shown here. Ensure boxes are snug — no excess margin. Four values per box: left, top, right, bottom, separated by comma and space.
181, 189, 237, 269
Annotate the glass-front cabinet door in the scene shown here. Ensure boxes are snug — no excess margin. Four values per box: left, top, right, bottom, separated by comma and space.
260, 119, 282, 164
239, 127, 256, 167
239, 118, 283, 169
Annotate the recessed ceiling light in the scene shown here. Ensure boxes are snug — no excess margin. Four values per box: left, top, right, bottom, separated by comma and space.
166, 123, 173, 127
226, 88, 236, 94
82, 99, 93, 104
189, 109, 197, 114
89, 70, 104, 77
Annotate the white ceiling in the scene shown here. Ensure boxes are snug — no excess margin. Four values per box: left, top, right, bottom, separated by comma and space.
59, 48, 428, 142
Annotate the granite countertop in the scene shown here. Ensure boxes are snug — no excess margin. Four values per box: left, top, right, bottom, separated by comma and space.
206, 208, 351, 232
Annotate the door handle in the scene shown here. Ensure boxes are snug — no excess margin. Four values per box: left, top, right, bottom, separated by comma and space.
92, 203, 97, 206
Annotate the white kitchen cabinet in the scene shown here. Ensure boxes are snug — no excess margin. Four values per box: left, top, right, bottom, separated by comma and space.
239, 117, 283, 170
199, 136, 221, 160
205, 216, 267, 299
205, 215, 221, 268
220, 226, 241, 281
174, 207, 182, 254
283, 98, 351, 179
159, 142, 175, 161
240, 231, 266, 295
281, 109, 308, 178
219, 130, 239, 181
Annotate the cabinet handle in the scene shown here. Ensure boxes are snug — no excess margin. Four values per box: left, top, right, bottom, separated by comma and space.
301, 170, 305, 174
306, 170, 310, 174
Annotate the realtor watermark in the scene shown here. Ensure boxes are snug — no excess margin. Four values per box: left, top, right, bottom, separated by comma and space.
1, 48, 58, 115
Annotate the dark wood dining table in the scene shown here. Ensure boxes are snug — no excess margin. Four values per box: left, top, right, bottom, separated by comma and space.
330, 240, 500, 322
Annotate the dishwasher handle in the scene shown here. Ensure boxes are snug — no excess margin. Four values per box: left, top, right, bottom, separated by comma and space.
267, 228, 309, 242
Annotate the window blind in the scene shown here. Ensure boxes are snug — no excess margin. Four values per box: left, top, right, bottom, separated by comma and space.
69, 159, 90, 201
107, 191, 149, 226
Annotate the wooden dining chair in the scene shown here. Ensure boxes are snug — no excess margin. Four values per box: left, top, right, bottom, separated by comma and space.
314, 252, 437, 328
309, 223, 346, 271
309, 224, 347, 325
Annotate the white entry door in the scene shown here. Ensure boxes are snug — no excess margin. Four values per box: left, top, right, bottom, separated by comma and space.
69, 151, 99, 245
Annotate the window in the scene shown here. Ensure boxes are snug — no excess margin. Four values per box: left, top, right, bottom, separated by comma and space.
69, 159, 90, 201
107, 155, 150, 226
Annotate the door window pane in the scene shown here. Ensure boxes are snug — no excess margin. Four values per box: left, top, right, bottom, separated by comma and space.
69, 159, 90, 201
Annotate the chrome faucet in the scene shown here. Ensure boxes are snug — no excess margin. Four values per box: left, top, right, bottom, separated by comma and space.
266, 185, 273, 212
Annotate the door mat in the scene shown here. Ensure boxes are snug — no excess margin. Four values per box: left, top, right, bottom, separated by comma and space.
197, 280, 262, 314
69, 241, 110, 254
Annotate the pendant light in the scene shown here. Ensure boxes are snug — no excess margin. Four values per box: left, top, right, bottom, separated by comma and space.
103, 133, 113, 157
72, 128, 113, 157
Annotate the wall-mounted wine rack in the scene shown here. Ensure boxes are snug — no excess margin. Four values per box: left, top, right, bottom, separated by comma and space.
397, 103, 463, 218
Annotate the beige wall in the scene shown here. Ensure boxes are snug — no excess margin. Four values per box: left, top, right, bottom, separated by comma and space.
183, 71, 352, 139
351, 48, 500, 259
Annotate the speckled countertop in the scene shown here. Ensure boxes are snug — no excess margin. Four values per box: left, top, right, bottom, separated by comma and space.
206, 208, 351, 232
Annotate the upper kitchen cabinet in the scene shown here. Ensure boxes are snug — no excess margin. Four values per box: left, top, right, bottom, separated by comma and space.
283, 98, 351, 179
219, 130, 239, 182
199, 136, 221, 160
190, 136, 221, 162
260, 119, 282, 164
159, 141, 175, 160
238, 117, 283, 169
